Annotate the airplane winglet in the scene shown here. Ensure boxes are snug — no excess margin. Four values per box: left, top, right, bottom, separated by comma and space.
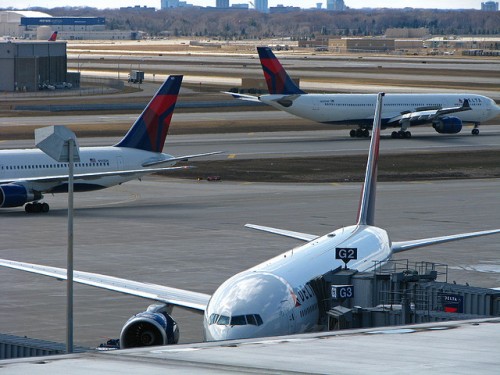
257, 47, 306, 95
356, 93, 384, 226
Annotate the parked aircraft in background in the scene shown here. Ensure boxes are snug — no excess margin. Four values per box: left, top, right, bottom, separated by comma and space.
1, 93, 499, 348
48, 31, 58, 41
226, 47, 500, 138
0, 75, 219, 213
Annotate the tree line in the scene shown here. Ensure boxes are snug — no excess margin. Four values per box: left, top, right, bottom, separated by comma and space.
20, 7, 500, 38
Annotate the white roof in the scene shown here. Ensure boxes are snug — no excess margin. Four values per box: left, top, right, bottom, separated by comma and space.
2, 10, 52, 18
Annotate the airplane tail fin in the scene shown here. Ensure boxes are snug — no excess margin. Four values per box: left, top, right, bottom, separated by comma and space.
356, 93, 385, 226
115, 75, 183, 153
257, 47, 306, 95
48, 31, 58, 41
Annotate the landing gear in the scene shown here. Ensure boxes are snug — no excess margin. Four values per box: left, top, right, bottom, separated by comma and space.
25, 202, 49, 214
391, 130, 412, 139
350, 128, 370, 138
471, 123, 480, 135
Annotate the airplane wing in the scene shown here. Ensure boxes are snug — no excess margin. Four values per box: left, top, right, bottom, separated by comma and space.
387, 99, 471, 124
0, 166, 193, 186
142, 151, 223, 167
221, 91, 261, 102
0, 258, 210, 313
245, 223, 319, 242
392, 228, 500, 253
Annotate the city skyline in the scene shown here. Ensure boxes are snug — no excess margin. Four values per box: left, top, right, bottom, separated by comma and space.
1, 0, 488, 10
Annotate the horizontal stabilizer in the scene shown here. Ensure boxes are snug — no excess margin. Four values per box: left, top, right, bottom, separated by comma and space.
392, 228, 500, 253
0, 259, 210, 312
245, 223, 318, 242
142, 151, 223, 167
221, 92, 261, 102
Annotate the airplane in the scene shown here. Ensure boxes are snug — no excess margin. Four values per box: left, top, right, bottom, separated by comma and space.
225, 47, 500, 139
0, 75, 220, 213
48, 31, 58, 41
1, 92, 499, 349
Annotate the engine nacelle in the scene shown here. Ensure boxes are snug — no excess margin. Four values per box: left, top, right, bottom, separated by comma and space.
432, 116, 463, 134
120, 304, 179, 349
0, 184, 41, 208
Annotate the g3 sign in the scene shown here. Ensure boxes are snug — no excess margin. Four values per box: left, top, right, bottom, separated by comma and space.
331, 285, 354, 300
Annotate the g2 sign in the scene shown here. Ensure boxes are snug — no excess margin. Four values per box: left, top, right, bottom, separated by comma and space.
335, 247, 357, 268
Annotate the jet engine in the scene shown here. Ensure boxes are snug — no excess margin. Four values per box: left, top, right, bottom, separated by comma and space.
120, 304, 179, 349
0, 184, 41, 208
432, 116, 463, 134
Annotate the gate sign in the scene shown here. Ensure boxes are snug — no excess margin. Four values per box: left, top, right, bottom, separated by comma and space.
331, 285, 354, 300
442, 294, 464, 313
335, 247, 358, 268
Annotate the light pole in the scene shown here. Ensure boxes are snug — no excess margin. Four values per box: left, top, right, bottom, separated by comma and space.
35, 126, 80, 354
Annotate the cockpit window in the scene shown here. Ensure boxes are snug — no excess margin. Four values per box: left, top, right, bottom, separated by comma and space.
209, 314, 220, 325
246, 314, 257, 325
209, 313, 263, 326
217, 315, 230, 325
230, 315, 246, 325
254, 314, 263, 326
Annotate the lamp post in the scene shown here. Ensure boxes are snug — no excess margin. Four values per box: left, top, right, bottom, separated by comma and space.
35, 126, 80, 354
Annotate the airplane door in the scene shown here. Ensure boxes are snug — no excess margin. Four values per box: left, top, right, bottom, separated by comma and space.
0, 165, 4, 177
312, 98, 320, 111
288, 312, 296, 334
116, 156, 124, 170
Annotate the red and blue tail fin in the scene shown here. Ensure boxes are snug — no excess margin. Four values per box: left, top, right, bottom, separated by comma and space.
115, 75, 183, 153
356, 93, 384, 226
48, 31, 58, 41
257, 47, 306, 95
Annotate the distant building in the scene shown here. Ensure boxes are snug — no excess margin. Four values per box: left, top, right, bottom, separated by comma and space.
481, 1, 499, 11
231, 3, 249, 8
385, 28, 430, 38
120, 5, 156, 12
0, 40, 67, 92
255, 0, 269, 13
328, 37, 395, 53
326, 0, 346, 11
216, 0, 230, 8
162, 0, 179, 8
0, 10, 51, 37
269, 5, 300, 13
0, 11, 142, 40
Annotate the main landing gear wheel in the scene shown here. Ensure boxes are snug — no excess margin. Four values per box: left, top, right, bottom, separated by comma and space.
25, 202, 49, 213
350, 129, 370, 138
391, 130, 412, 139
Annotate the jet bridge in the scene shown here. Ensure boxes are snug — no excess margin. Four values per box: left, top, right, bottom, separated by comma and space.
310, 260, 500, 331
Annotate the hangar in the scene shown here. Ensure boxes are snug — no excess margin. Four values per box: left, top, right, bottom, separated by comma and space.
0, 40, 67, 92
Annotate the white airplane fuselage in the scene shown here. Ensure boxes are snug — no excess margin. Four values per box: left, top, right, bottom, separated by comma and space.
260, 93, 498, 126
0, 147, 174, 193
204, 225, 391, 341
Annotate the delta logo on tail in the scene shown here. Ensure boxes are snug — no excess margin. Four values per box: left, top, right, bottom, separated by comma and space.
115, 76, 181, 153
48, 31, 58, 41
257, 47, 305, 95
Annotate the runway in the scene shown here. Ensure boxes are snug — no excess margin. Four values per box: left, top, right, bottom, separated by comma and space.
2, 125, 500, 160
1, 177, 499, 348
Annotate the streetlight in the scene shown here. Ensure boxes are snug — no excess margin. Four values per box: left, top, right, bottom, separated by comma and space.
35, 126, 80, 354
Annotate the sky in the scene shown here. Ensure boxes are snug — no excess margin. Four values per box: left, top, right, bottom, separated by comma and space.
0, 0, 485, 10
